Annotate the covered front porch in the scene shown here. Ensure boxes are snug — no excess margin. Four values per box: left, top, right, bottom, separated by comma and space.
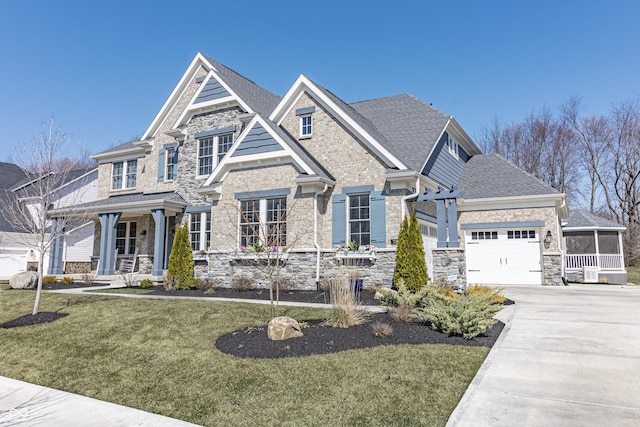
52, 192, 187, 280
562, 211, 627, 285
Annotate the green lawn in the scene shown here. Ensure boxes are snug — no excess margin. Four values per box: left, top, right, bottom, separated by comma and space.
0, 288, 488, 426
627, 266, 640, 285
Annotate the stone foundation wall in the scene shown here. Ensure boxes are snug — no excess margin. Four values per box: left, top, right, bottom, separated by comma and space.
197, 250, 396, 290
64, 262, 91, 274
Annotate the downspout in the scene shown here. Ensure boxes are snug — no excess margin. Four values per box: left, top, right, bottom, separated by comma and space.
556, 198, 567, 282
314, 183, 329, 285
401, 177, 422, 219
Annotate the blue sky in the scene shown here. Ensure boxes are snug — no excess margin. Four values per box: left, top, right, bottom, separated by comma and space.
1, 0, 639, 162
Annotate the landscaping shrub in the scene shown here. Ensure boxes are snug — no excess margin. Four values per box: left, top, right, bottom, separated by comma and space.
163, 274, 177, 291
139, 279, 154, 289
372, 321, 393, 337
393, 212, 428, 292
231, 275, 254, 292
416, 288, 502, 339
61, 276, 75, 284
167, 224, 197, 290
43, 275, 57, 284
81, 272, 97, 285
197, 278, 222, 295
325, 277, 368, 328
389, 304, 418, 323
467, 284, 506, 305
272, 276, 294, 293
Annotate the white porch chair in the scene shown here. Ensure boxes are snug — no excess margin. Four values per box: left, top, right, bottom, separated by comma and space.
118, 247, 138, 274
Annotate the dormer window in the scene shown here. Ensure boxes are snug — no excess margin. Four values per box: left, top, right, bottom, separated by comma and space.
295, 106, 316, 138
112, 159, 137, 190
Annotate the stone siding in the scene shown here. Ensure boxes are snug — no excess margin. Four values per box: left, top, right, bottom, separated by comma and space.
543, 254, 563, 286
432, 248, 466, 287
279, 92, 401, 247
64, 262, 91, 274
197, 250, 395, 290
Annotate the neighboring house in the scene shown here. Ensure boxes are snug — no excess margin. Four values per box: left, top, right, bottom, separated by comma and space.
2, 166, 99, 278
72, 52, 567, 287
562, 210, 627, 285
0, 162, 35, 280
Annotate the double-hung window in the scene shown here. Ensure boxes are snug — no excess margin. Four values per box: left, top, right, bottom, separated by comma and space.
348, 193, 370, 246
166, 146, 176, 180
198, 132, 234, 176
112, 160, 137, 190
189, 211, 212, 251
115, 222, 136, 255
301, 114, 312, 137
239, 196, 287, 247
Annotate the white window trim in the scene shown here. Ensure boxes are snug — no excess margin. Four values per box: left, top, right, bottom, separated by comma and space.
447, 135, 459, 160
238, 197, 287, 247
300, 114, 313, 137
347, 193, 371, 246
165, 146, 177, 182
189, 212, 211, 251
197, 133, 233, 178
111, 160, 137, 191
116, 221, 137, 255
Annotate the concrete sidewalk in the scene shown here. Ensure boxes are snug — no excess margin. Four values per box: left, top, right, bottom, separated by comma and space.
0, 376, 200, 427
448, 283, 640, 426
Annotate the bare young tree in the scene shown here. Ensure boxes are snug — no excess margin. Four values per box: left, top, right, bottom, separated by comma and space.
561, 95, 612, 213
608, 99, 640, 265
4, 117, 94, 315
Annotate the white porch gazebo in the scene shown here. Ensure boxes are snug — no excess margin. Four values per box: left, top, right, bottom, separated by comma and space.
562, 211, 627, 285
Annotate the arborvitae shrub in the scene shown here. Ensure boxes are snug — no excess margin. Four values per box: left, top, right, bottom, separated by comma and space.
167, 224, 196, 290
393, 211, 428, 292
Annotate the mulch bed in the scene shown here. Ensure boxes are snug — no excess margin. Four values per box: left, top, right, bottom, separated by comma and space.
147, 287, 381, 305
0, 312, 68, 329
216, 313, 505, 359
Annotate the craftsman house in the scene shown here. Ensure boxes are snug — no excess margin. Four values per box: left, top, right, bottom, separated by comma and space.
1, 165, 97, 279
66, 52, 568, 287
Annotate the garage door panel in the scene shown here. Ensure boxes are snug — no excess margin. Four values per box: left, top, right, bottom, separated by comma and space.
466, 230, 542, 285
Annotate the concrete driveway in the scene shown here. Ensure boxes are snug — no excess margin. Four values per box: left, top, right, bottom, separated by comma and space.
448, 284, 640, 426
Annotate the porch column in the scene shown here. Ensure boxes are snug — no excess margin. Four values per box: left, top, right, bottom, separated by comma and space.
594, 229, 600, 270
151, 209, 166, 276
98, 212, 122, 275
47, 217, 64, 274
436, 199, 447, 248
447, 199, 459, 247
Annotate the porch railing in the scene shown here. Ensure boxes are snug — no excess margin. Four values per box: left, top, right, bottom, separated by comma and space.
565, 254, 624, 270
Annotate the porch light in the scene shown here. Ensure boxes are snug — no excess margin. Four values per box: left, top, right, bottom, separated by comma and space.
545, 230, 552, 244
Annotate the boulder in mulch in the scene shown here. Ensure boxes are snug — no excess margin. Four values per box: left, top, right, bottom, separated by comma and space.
267, 316, 303, 341
9, 271, 38, 289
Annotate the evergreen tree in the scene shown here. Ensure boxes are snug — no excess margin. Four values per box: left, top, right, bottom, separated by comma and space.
167, 224, 196, 290
394, 211, 428, 292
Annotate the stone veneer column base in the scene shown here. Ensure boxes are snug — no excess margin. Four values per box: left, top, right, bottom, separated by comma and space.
543, 254, 563, 286
432, 248, 466, 287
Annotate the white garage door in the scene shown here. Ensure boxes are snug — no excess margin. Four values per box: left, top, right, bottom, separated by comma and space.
0, 248, 28, 280
465, 229, 542, 285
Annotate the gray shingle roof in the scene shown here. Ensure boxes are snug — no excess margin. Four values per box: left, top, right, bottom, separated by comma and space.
203, 54, 281, 117
93, 139, 140, 157
564, 210, 624, 229
458, 153, 560, 199
0, 162, 29, 232
70, 191, 186, 212
350, 94, 451, 171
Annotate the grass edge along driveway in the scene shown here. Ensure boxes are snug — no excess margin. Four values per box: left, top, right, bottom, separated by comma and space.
0, 288, 489, 426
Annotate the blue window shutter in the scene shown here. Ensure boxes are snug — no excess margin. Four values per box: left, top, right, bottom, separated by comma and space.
172, 146, 179, 180
158, 148, 165, 182
370, 191, 386, 248
331, 194, 346, 247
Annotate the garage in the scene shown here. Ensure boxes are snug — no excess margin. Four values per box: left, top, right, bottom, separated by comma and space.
0, 248, 29, 280
465, 228, 543, 285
